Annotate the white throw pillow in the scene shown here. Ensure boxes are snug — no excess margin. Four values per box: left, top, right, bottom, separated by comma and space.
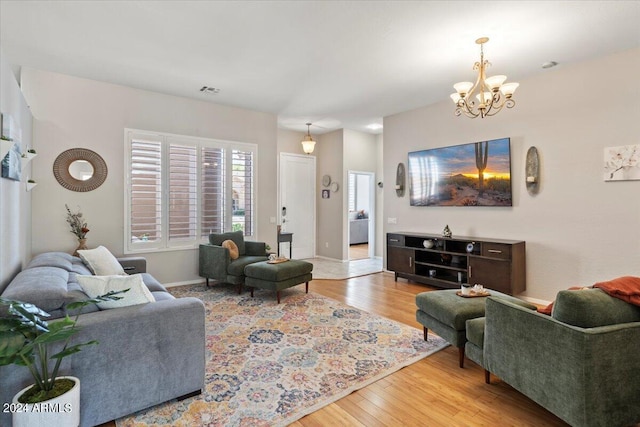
77, 274, 155, 310
77, 246, 126, 276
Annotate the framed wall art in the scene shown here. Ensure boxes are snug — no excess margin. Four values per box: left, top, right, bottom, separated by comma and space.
604, 144, 640, 181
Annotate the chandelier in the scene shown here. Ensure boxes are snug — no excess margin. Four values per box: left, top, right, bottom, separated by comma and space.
301, 123, 316, 154
450, 37, 519, 118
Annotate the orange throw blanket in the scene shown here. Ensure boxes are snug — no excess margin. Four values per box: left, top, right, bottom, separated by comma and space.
593, 276, 640, 306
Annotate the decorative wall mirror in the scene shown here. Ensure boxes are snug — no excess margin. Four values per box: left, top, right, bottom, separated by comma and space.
53, 148, 108, 192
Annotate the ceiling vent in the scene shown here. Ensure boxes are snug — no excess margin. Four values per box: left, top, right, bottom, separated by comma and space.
199, 86, 220, 94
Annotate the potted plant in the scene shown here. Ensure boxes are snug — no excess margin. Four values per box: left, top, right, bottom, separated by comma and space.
0, 291, 125, 426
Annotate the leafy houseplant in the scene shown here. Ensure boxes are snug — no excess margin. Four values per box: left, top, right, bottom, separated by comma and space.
0, 291, 125, 403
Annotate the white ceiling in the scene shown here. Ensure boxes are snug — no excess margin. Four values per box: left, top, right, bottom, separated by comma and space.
1, 1, 639, 135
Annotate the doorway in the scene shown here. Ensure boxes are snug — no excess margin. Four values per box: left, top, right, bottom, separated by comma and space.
279, 153, 316, 259
347, 171, 375, 260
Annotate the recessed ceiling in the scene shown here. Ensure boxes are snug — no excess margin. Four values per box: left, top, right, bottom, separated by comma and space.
1, 1, 638, 134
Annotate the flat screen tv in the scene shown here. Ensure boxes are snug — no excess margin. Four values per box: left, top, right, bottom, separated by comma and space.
408, 137, 512, 206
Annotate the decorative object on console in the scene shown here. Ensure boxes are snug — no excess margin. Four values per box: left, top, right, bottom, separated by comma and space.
395, 162, 405, 196
442, 224, 452, 238
423, 239, 435, 249
603, 144, 640, 181
301, 122, 316, 154
450, 37, 519, 119
53, 148, 108, 192
408, 137, 512, 206
466, 242, 475, 253
526, 146, 540, 195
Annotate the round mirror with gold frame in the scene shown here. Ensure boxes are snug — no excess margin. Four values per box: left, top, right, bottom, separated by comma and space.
53, 148, 107, 192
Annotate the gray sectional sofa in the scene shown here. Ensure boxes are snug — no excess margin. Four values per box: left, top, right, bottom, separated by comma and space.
0, 252, 205, 427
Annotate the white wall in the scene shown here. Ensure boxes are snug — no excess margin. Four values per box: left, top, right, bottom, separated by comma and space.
344, 129, 380, 258
277, 128, 309, 156
383, 48, 640, 301
0, 51, 33, 291
21, 68, 278, 285
375, 133, 384, 258
316, 129, 344, 259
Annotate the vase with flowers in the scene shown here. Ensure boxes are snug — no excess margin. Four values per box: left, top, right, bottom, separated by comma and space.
65, 204, 90, 256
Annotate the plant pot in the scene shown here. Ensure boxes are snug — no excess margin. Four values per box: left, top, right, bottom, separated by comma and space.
12, 376, 80, 427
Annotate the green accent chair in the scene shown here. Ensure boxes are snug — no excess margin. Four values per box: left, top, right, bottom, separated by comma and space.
199, 231, 268, 292
483, 289, 640, 427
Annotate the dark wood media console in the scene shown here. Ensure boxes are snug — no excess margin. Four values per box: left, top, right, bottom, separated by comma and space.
387, 232, 525, 295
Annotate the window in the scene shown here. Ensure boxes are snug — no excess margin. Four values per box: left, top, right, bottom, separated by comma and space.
125, 129, 257, 253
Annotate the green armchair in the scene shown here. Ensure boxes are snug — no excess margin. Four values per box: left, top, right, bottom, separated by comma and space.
199, 231, 268, 291
484, 289, 640, 427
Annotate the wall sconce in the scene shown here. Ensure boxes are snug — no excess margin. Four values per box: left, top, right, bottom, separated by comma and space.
526, 146, 540, 195
396, 163, 405, 197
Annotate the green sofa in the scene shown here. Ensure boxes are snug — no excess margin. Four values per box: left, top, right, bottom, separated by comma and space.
483, 289, 640, 427
198, 231, 268, 290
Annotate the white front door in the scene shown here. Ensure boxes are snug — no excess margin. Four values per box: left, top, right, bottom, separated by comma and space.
279, 153, 316, 259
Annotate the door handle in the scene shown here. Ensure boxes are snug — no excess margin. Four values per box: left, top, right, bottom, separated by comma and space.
282, 206, 287, 216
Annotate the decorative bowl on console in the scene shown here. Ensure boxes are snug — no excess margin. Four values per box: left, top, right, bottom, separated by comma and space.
423, 239, 435, 249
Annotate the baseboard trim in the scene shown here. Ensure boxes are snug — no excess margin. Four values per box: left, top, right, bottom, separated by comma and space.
164, 278, 204, 288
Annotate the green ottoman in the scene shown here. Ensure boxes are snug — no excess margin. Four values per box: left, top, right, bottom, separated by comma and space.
416, 290, 487, 368
244, 260, 313, 303
416, 289, 536, 368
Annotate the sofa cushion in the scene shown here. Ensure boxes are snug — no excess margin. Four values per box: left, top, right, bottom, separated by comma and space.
465, 316, 485, 347
1, 266, 93, 314
77, 274, 156, 310
552, 288, 640, 328
27, 251, 76, 270
77, 246, 126, 276
222, 239, 240, 260
227, 256, 269, 276
209, 231, 246, 255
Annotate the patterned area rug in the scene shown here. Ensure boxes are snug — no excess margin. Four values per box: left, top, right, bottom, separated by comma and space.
116, 284, 448, 427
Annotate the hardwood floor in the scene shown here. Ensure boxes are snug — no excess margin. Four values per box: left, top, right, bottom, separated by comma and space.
292, 272, 568, 427
99, 272, 568, 427
349, 243, 369, 260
